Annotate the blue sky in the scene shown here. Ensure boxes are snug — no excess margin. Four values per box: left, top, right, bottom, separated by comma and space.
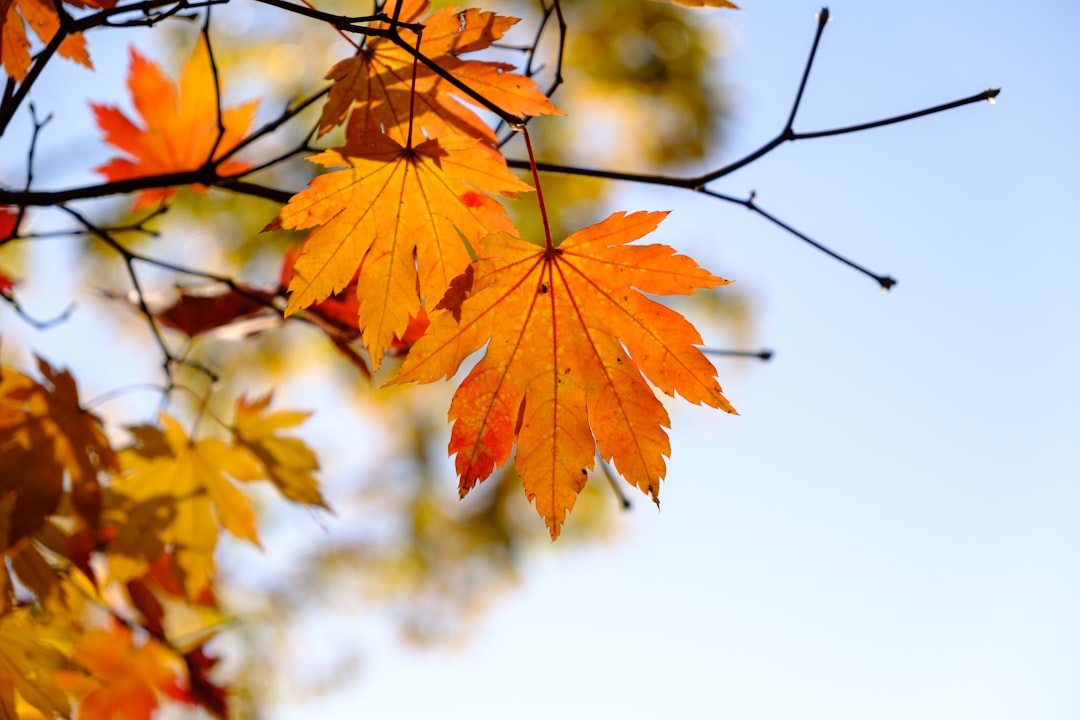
2, 2, 1078, 719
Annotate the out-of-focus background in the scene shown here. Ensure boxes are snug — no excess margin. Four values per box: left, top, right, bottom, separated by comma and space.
2, 1, 1077, 718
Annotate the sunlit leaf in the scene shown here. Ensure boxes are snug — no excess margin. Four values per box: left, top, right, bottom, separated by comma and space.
0, 360, 117, 545
393, 211, 736, 537
319, 0, 561, 145
117, 415, 262, 599
270, 130, 530, 369
56, 623, 186, 720
0, 0, 111, 82
0, 609, 72, 719
91, 38, 258, 209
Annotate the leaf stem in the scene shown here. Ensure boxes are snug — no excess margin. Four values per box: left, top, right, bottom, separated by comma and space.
522, 128, 554, 252
404, 19, 423, 149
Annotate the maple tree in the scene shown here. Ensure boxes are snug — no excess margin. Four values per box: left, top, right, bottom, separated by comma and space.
0, 0, 996, 716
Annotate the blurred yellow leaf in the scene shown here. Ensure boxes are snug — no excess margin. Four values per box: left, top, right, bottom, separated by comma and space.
0, 609, 71, 719
231, 393, 327, 508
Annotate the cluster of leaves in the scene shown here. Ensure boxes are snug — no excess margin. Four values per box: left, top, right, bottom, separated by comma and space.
272, 0, 735, 537
0, 357, 323, 718
7, 0, 737, 539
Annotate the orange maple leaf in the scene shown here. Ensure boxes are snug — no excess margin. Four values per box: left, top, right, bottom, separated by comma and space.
56, 623, 186, 720
278, 242, 360, 330
269, 130, 531, 370
319, 0, 562, 145
0, 0, 111, 83
392, 211, 736, 538
91, 39, 258, 210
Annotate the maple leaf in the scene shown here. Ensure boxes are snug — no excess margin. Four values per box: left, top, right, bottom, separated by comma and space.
154, 284, 275, 338
180, 645, 227, 720
91, 39, 258, 210
0, 609, 72, 719
319, 0, 562, 145
116, 414, 263, 599
279, 242, 360, 330
269, 130, 531, 370
0, 359, 117, 546
0, 0, 111, 83
393, 211, 736, 538
231, 394, 327, 508
9, 541, 65, 608
55, 623, 186, 720
278, 244, 427, 371
115, 400, 324, 597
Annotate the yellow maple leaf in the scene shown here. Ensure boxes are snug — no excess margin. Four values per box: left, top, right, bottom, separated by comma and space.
117, 414, 261, 599
269, 130, 531, 370
0, 609, 72, 719
231, 394, 327, 508
392, 211, 736, 538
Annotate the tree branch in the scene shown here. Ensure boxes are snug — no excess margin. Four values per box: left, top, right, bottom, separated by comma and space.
504, 8, 998, 288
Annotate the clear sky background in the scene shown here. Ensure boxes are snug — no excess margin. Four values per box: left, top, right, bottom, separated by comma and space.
2, 2, 1078, 719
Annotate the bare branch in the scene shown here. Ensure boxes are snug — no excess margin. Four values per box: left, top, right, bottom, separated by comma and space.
0, 291, 75, 330
792, 88, 999, 141
504, 9, 997, 288
201, 11, 229, 164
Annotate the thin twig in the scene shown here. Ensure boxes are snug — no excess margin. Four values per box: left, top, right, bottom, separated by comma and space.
784, 8, 829, 132
200, 11, 229, 164
217, 87, 330, 161
83, 382, 171, 409
700, 348, 773, 362
740, 195, 896, 290
0, 293, 75, 330
596, 455, 632, 511
57, 206, 220, 384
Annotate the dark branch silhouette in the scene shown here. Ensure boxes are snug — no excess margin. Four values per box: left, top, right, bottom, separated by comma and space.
504, 10, 998, 289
